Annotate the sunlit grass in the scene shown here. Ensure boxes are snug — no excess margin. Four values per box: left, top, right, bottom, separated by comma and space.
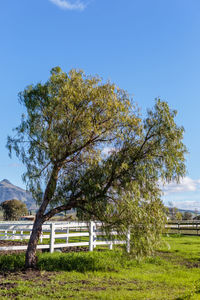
0, 235, 200, 299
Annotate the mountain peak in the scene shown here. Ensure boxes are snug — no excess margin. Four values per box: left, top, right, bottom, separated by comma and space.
0, 179, 12, 185
0, 179, 36, 210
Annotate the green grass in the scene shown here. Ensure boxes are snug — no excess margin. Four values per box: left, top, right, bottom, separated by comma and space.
0, 235, 200, 299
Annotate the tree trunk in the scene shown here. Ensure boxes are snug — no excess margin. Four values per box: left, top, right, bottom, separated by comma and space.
25, 215, 44, 269
25, 165, 61, 268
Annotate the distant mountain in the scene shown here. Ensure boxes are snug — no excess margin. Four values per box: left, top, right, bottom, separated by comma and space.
0, 179, 36, 210
177, 208, 199, 214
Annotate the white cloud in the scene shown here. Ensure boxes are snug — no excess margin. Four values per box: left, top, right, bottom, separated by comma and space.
162, 177, 200, 195
49, 0, 87, 11
102, 147, 116, 156
162, 177, 200, 211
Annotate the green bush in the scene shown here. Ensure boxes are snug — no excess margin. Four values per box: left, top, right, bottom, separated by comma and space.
0, 253, 25, 271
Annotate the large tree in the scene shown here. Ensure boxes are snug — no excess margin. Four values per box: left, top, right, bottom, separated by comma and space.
7, 67, 186, 268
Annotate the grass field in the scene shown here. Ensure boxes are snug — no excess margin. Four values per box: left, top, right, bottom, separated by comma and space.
0, 235, 200, 299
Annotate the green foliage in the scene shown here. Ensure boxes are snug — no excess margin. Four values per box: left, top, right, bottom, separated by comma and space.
0, 253, 25, 271
0, 199, 28, 221
176, 211, 183, 221
7, 67, 187, 258
182, 211, 193, 220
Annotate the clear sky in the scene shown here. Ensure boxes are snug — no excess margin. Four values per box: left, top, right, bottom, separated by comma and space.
0, 0, 200, 210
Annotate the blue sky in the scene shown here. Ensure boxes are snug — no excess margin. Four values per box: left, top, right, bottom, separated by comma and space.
0, 0, 200, 210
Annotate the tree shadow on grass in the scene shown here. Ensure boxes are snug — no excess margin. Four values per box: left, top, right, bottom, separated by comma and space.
0, 251, 124, 273
37, 251, 123, 272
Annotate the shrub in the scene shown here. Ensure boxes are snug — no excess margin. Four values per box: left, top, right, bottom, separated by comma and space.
1, 199, 28, 221
0, 253, 25, 271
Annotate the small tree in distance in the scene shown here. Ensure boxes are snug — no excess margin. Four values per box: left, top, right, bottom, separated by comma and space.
182, 211, 193, 220
175, 211, 182, 221
7, 67, 187, 268
1, 199, 28, 221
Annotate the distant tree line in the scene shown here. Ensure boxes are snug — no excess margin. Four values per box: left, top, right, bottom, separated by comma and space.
166, 206, 199, 221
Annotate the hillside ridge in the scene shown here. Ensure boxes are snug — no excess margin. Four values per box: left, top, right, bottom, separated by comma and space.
0, 179, 36, 210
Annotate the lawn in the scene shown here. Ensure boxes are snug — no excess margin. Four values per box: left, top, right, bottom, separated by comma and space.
0, 235, 200, 299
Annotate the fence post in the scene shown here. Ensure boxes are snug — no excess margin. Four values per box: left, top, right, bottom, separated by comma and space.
126, 227, 130, 253
50, 223, 55, 253
40, 231, 43, 243
89, 221, 94, 251
12, 230, 16, 240
93, 223, 97, 248
66, 226, 69, 243
178, 222, 180, 234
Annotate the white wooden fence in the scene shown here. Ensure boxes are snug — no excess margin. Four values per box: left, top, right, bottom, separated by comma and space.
165, 220, 200, 235
0, 221, 130, 253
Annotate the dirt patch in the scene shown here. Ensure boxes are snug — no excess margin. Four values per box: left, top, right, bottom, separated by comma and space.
157, 251, 200, 268
0, 240, 27, 246
0, 270, 55, 283
90, 286, 107, 291
61, 246, 89, 253
0, 282, 17, 289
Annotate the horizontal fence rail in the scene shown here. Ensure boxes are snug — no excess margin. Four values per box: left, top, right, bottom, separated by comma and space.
165, 220, 200, 235
0, 221, 130, 253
